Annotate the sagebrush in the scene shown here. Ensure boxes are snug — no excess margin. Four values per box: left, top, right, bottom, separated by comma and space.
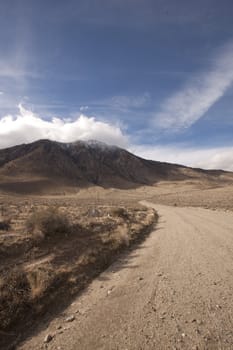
26, 207, 70, 238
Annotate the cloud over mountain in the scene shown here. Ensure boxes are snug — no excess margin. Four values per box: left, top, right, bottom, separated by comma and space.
1, 104, 233, 172
0, 104, 128, 149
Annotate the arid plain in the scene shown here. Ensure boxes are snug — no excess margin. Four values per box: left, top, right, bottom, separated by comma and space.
0, 177, 233, 349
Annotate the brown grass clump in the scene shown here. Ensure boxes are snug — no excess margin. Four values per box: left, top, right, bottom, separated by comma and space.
26, 265, 56, 299
0, 267, 31, 330
0, 219, 11, 231
111, 207, 129, 219
112, 224, 130, 246
26, 207, 70, 239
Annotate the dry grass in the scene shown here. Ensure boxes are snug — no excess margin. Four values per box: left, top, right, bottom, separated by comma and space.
0, 201, 157, 348
111, 207, 129, 219
0, 267, 30, 330
0, 219, 11, 231
26, 206, 70, 239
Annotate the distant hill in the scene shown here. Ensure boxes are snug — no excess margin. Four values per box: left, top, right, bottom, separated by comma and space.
0, 139, 231, 194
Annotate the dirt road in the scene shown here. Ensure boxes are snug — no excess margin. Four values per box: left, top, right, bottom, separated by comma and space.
19, 202, 233, 350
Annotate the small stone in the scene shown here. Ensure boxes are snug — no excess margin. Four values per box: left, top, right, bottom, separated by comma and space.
65, 315, 75, 322
138, 277, 144, 281
78, 310, 85, 315
44, 334, 53, 343
56, 325, 62, 330
107, 290, 112, 295
181, 333, 186, 338
204, 335, 211, 341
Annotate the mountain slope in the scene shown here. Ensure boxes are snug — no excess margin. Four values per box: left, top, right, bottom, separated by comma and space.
0, 139, 231, 194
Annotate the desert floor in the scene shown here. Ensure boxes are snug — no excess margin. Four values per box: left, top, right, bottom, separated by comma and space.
1, 180, 233, 349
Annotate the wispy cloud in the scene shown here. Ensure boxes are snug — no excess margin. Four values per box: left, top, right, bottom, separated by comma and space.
92, 93, 150, 113
0, 60, 41, 79
154, 41, 233, 131
110, 93, 150, 110
0, 104, 128, 149
80, 106, 89, 112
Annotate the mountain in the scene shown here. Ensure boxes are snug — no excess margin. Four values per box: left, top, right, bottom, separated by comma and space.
0, 139, 231, 194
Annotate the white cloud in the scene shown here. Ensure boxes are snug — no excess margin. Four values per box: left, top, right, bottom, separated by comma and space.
154, 41, 233, 131
132, 144, 233, 171
0, 104, 129, 149
0, 91, 3, 95
80, 105, 89, 112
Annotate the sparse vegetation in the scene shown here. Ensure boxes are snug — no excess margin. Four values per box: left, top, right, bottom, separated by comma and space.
111, 207, 129, 219
0, 267, 30, 330
0, 199, 158, 349
26, 206, 70, 238
0, 219, 11, 231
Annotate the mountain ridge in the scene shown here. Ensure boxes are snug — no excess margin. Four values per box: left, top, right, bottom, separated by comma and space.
0, 139, 232, 194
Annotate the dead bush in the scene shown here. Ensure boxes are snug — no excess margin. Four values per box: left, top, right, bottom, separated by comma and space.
113, 224, 130, 246
0, 219, 11, 231
27, 265, 57, 299
0, 267, 31, 330
26, 207, 70, 238
111, 207, 129, 220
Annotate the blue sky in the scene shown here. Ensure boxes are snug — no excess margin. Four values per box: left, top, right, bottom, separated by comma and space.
1, 0, 233, 170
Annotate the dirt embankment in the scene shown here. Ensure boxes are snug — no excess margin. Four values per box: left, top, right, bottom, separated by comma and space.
0, 201, 157, 350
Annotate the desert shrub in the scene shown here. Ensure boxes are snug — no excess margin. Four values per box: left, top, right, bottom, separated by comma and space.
0, 267, 31, 329
0, 219, 11, 231
26, 207, 70, 238
111, 207, 129, 219
113, 224, 130, 246
27, 265, 57, 298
